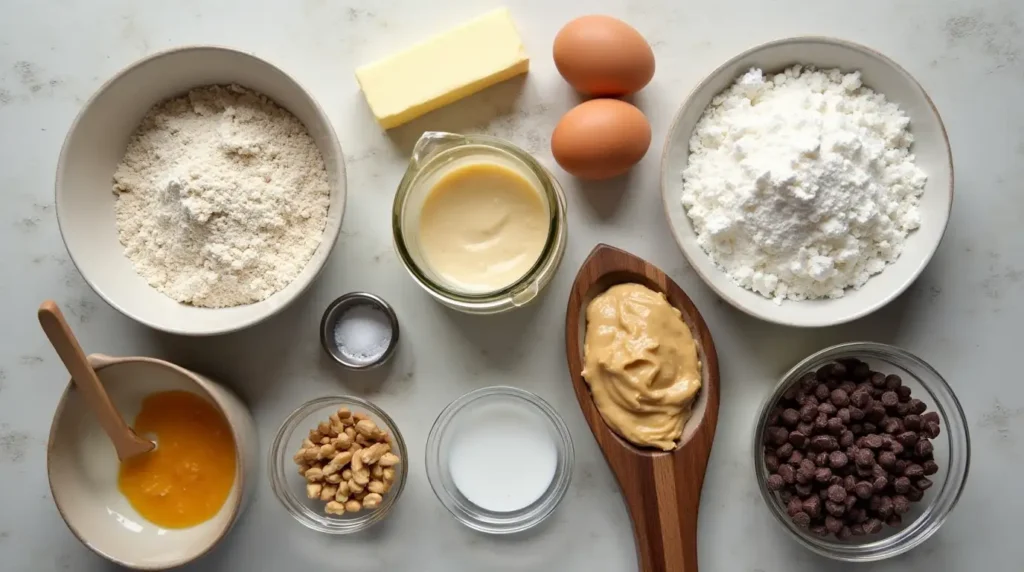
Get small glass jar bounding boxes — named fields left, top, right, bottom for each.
left=753, top=342, right=970, bottom=562
left=392, top=132, right=568, bottom=314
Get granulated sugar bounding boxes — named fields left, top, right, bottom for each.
left=112, top=84, right=330, bottom=308
left=681, top=66, right=927, bottom=303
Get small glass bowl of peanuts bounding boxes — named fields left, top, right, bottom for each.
left=269, top=396, right=408, bottom=533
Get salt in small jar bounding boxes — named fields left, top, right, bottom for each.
left=320, top=293, right=399, bottom=369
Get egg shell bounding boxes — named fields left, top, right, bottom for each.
left=553, top=15, right=655, bottom=97
left=551, top=99, right=651, bottom=181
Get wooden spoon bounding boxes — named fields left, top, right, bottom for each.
left=38, top=300, right=155, bottom=461
left=565, top=244, right=721, bottom=572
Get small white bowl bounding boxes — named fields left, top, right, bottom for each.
left=47, top=354, right=258, bottom=570
left=660, top=37, right=953, bottom=327
left=56, top=46, right=346, bottom=336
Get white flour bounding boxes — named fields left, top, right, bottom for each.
left=681, top=66, right=927, bottom=303
left=113, top=85, right=330, bottom=308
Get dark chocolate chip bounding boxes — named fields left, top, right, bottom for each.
left=827, top=484, right=847, bottom=503
left=815, top=384, right=832, bottom=401
left=792, top=511, right=811, bottom=528
left=765, top=453, right=781, bottom=472
left=921, top=412, right=940, bottom=425
left=829, top=451, right=849, bottom=469
left=906, top=486, right=924, bottom=502
left=767, top=474, right=784, bottom=491
left=789, top=431, right=808, bottom=448
left=800, top=372, right=819, bottom=391
left=854, top=481, right=873, bottom=499
left=778, top=464, right=796, bottom=484
left=787, top=497, right=805, bottom=516
left=851, top=523, right=866, bottom=536
left=863, top=434, right=884, bottom=449
left=777, top=443, right=794, bottom=459
left=810, top=524, right=829, bottom=537
left=872, top=475, right=888, bottom=492
left=864, top=518, right=884, bottom=534
left=893, top=476, right=911, bottom=494
left=904, top=463, right=925, bottom=478
left=781, top=408, right=800, bottom=427
left=885, top=374, right=903, bottom=390
left=839, top=430, right=855, bottom=448
left=916, top=477, right=933, bottom=491
left=892, top=495, right=911, bottom=515
left=815, top=467, right=833, bottom=483
left=880, top=391, right=899, bottom=408
left=910, top=399, right=928, bottom=415
left=922, top=460, right=939, bottom=476
left=896, top=431, right=919, bottom=448
left=830, top=388, right=850, bottom=408
left=825, top=500, right=846, bottom=517
left=878, top=496, right=894, bottom=518
left=886, top=514, right=903, bottom=527
left=855, top=448, right=875, bottom=467
left=904, top=414, right=922, bottom=431
left=869, top=372, right=887, bottom=387
left=837, top=526, right=853, bottom=540
left=915, top=439, right=934, bottom=458
left=803, top=495, right=822, bottom=518
left=852, top=362, right=871, bottom=380
left=825, top=515, right=844, bottom=534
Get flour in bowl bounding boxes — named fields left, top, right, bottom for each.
left=113, top=85, right=330, bottom=308
left=681, top=66, right=927, bottom=303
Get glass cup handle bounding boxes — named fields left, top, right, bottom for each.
left=409, top=131, right=465, bottom=169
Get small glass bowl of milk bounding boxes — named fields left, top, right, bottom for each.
left=425, top=386, right=574, bottom=534
left=393, top=132, right=568, bottom=314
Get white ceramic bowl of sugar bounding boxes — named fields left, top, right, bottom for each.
left=660, top=37, right=952, bottom=327
left=55, top=46, right=346, bottom=335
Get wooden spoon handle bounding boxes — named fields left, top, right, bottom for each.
left=37, top=301, right=152, bottom=460
left=619, top=453, right=704, bottom=572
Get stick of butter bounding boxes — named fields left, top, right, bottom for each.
left=355, top=8, right=529, bottom=129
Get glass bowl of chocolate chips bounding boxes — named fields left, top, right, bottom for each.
left=753, top=342, right=970, bottom=561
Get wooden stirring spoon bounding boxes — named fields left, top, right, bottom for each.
left=38, top=300, right=155, bottom=461
left=565, top=244, right=721, bottom=572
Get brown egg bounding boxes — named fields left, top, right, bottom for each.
left=551, top=99, right=651, bottom=180
left=553, top=15, right=655, bottom=97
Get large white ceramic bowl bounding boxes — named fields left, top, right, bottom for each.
left=56, top=46, right=346, bottom=335
left=47, top=355, right=259, bottom=570
left=661, top=37, right=952, bottom=327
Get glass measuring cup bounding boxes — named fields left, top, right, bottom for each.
left=392, top=132, right=567, bottom=314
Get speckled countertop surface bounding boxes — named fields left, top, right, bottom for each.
left=1, top=0, right=1023, bottom=570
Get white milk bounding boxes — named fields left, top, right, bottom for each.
left=447, top=401, right=558, bottom=513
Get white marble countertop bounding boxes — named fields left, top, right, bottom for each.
left=2, top=0, right=1023, bottom=570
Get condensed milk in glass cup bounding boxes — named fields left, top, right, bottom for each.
left=392, top=131, right=567, bottom=314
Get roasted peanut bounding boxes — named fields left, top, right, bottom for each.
left=308, top=431, right=323, bottom=443
left=306, top=483, right=323, bottom=499
left=353, top=412, right=370, bottom=422
left=337, top=407, right=352, bottom=420
left=368, top=480, right=386, bottom=494
left=325, top=473, right=343, bottom=484
left=355, top=419, right=380, bottom=439
left=344, top=500, right=362, bottom=513
left=371, top=464, right=384, bottom=479
left=322, top=463, right=340, bottom=477
left=304, top=467, right=324, bottom=482
left=353, top=467, right=370, bottom=486
left=331, top=450, right=353, bottom=469
left=348, top=477, right=365, bottom=494
left=302, top=438, right=315, bottom=449
left=320, top=484, right=338, bottom=502
left=378, top=452, right=400, bottom=467
left=334, top=432, right=353, bottom=450
left=336, top=481, right=351, bottom=502
left=325, top=501, right=346, bottom=515
left=362, top=493, right=383, bottom=509
left=382, top=468, right=395, bottom=484
left=344, top=426, right=356, bottom=439
left=317, top=443, right=336, bottom=460
left=341, top=468, right=353, bottom=481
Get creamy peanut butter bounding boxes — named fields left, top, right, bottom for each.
left=581, top=283, right=702, bottom=451
left=418, top=161, right=548, bottom=292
